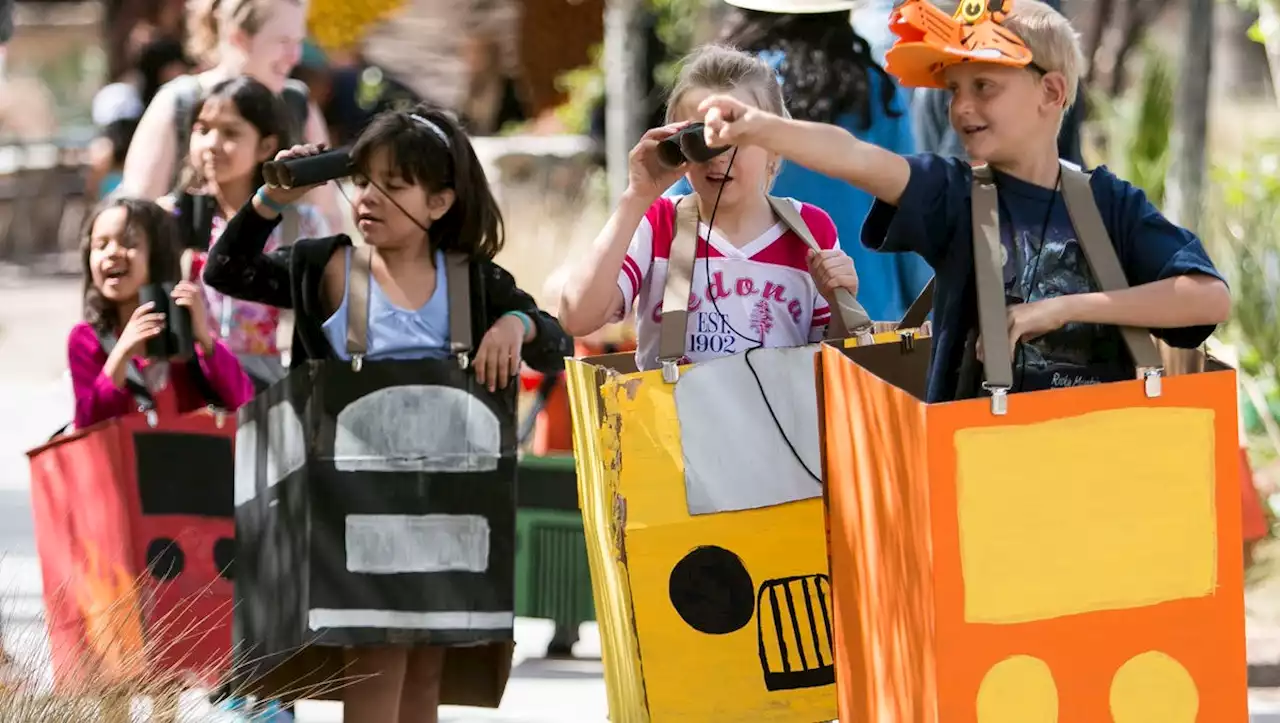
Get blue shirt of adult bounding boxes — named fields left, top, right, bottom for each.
left=862, top=154, right=1225, bottom=403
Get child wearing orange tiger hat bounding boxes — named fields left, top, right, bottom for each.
left=696, top=0, right=1229, bottom=403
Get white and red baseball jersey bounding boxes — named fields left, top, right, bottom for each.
left=616, top=195, right=837, bottom=371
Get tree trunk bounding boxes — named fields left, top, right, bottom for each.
left=1164, top=0, right=1214, bottom=232
left=603, top=0, right=645, bottom=203
left=1083, top=0, right=1115, bottom=85
left=1107, top=0, right=1164, bottom=96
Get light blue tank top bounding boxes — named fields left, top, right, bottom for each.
left=322, top=247, right=451, bottom=361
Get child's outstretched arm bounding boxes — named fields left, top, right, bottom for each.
left=558, top=123, right=692, bottom=336
left=700, top=95, right=912, bottom=206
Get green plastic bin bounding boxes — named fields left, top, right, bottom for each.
left=515, top=453, right=595, bottom=655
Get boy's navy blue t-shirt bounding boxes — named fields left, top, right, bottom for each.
left=861, top=154, right=1224, bottom=403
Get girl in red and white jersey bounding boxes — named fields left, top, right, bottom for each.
left=557, top=45, right=858, bottom=369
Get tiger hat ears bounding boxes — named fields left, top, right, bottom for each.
left=884, top=0, right=1036, bottom=89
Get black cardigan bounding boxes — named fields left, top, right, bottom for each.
left=202, top=198, right=574, bottom=375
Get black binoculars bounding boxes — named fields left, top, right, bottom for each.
left=657, top=123, right=731, bottom=168
left=262, top=148, right=354, bottom=189
left=139, top=282, right=196, bottom=361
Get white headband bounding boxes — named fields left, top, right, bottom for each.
left=409, top=114, right=451, bottom=147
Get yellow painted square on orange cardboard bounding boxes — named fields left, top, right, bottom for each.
left=954, top=407, right=1217, bottom=624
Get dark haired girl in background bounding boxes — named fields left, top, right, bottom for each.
left=203, top=103, right=572, bottom=722
left=67, top=197, right=252, bottom=430
left=163, top=76, right=328, bottom=392
left=669, top=0, right=932, bottom=322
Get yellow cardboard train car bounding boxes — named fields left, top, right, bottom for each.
left=566, top=343, right=840, bottom=723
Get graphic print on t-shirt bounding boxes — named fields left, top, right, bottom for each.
left=616, top=196, right=837, bottom=371
left=998, top=176, right=1128, bottom=392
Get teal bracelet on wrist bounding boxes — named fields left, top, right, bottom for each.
left=503, top=310, right=533, bottom=337
left=255, top=186, right=288, bottom=214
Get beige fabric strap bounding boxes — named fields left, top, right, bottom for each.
left=900, top=278, right=935, bottom=330
left=970, top=165, right=1015, bottom=391
left=344, top=246, right=473, bottom=359
left=1058, top=163, right=1164, bottom=370
left=445, top=251, right=473, bottom=355
left=346, top=245, right=373, bottom=356
left=658, top=196, right=700, bottom=363
left=767, top=196, right=871, bottom=337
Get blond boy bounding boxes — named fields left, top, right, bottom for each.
left=697, top=0, right=1230, bottom=402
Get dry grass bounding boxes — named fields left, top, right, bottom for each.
left=0, top=563, right=364, bottom=722
left=490, top=161, right=610, bottom=315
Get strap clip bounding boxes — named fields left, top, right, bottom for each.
left=351, top=353, right=364, bottom=372
left=983, top=383, right=1010, bottom=416
left=898, top=329, right=916, bottom=352
left=1141, top=367, right=1164, bottom=398
left=660, top=358, right=680, bottom=384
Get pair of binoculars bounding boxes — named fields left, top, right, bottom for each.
left=657, top=123, right=731, bottom=168
left=262, top=148, right=354, bottom=189
left=139, top=283, right=196, bottom=361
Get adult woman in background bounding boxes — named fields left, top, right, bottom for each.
left=670, top=0, right=931, bottom=321
left=120, top=0, right=344, bottom=232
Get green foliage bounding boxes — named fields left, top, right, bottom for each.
left=1089, top=46, right=1175, bottom=204
left=1205, top=146, right=1280, bottom=440
left=552, top=44, right=606, bottom=135
left=649, top=0, right=705, bottom=88
left=548, top=0, right=705, bottom=134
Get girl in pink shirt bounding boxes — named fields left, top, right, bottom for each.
left=67, top=197, right=253, bottom=430
left=556, top=45, right=859, bottom=368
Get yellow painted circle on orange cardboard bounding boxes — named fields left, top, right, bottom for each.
left=1110, top=651, right=1198, bottom=723
left=976, top=655, right=1059, bottom=723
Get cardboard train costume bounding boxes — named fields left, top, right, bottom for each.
left=815, top=2, right=1248, bottom=721
left=28, top=344, right=236, bottom=688
left=232, top=246, right=517, bottom=706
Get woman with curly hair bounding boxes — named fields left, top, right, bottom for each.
left=669, top=0, right=932, bottom=321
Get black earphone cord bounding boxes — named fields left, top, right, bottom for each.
left=1012, top=167, right=1062, bottom=392
left=699, top=148, right=821, bottom=485
left=333, top=179, right=434, bottom=237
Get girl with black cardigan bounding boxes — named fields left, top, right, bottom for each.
left=202, top=104, right=572, bottom=723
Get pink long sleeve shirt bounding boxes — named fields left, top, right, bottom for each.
left=67, top=322, right=255, bottom=430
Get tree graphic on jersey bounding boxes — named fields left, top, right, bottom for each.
left=749, top=300, right=775, bottom=339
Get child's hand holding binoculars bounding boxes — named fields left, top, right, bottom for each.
left=117, top=301, right=166, bottom=359
left=625, top=122, right=694, bottom=204
left=171, top=281, right=214, bottom=355
left=261, top=144, right=330, bottom=207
